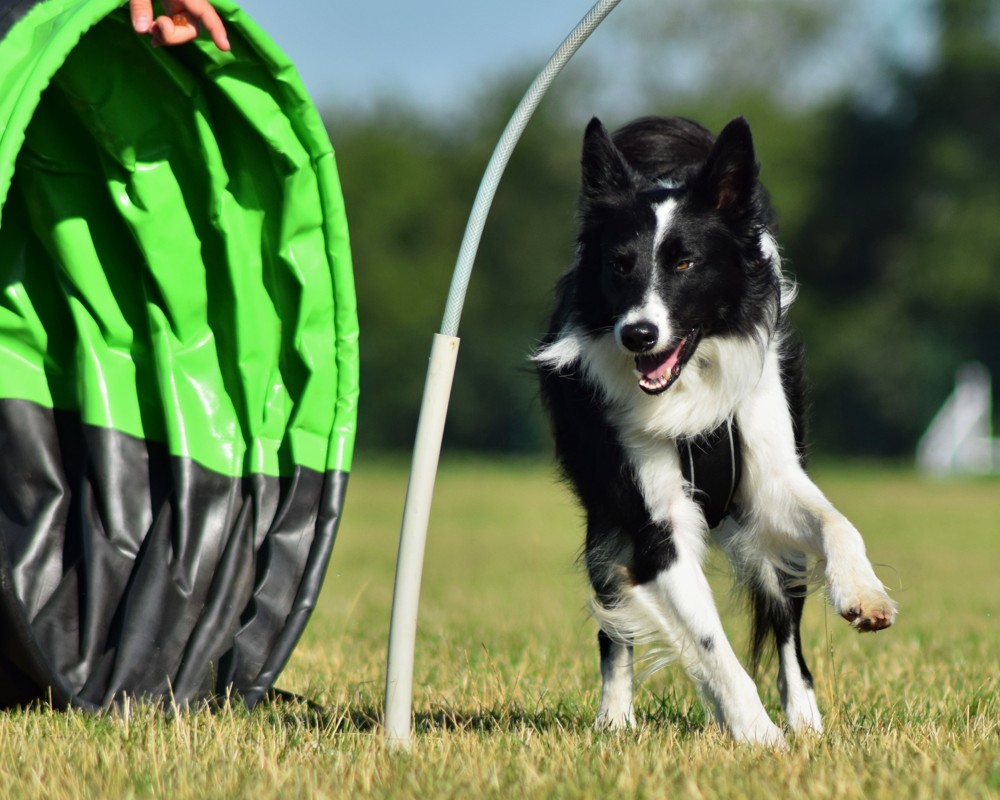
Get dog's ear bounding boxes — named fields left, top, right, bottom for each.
left=696, top=116, right=759, bottom=212
left=580, top=117, right=636, bottom=200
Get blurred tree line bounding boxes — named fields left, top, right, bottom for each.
left=327, top=0, right=1000, bottom=458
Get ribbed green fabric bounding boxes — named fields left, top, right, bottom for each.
left=0, top=0, right=357, bottom=477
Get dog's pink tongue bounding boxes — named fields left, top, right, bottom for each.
left=636, top=339, right=685, bottom=381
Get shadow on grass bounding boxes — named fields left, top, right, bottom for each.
left=256, top=688, right=709, bottom=738
left=8, top=686, right=712, bottom=743
left=255, top=692, right=583, bottom=736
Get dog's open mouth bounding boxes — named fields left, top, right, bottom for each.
left=633, top=330, right=698, bottom=395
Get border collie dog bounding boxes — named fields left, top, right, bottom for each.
left=534, top=116, right=895, bottom=745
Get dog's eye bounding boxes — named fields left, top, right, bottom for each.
left=608, top=256, right=635, bottom=275
left=675, top=259, right=694, bottom=272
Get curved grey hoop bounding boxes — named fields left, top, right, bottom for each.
left=384, top=0, right=624, bottom=748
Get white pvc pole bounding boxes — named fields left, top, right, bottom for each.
left=383, top=0, right=623, bottom=749
left=384, top=333, right=460, bottom=745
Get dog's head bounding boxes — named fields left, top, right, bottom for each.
left=573, top=116, right=780, bottom=395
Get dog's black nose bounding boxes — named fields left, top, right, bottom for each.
left=620, top=322, right=658, bottom=353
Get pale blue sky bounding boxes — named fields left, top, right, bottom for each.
left=235, top=0, right=937, bottom=116
left=237, top=0, right=613, bottom=112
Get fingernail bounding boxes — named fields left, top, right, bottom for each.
left=133, top=14, right=151, bottom=33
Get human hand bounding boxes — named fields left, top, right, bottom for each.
left=130, top=0, right=230, bottom=51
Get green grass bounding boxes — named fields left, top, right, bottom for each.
left=1, top=457, right=998, bottom=798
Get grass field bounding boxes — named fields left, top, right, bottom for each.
left=1, top=457, right=998, bottom=798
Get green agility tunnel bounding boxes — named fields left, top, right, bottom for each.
left=0, top=0, right=358, bottom=708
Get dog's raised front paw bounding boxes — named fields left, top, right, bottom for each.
left=827, top=562, right=897, bottom=632
left=831, top=584, right=896, bottom=631
left=840, top=598, right=895, bottom=631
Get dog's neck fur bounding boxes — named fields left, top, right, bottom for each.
left=536, top=326, right=773, bottom=443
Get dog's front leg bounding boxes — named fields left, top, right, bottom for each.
left=790, top=478, right=896, bottom=631
left=612, top=445, right=784, bottom=745
left=638, top=537, right=785, bottom=746
left=739, top=442, right=896, bottom=630
left=737, top=396, right=896, bottom=630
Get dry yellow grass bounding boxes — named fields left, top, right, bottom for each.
left=0, top=457, right=997, bottom=798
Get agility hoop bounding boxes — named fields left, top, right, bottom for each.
left=384, top=0, right=624, bottom=748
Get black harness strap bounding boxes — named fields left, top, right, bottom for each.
left=678, top=419, right=742, bottom=529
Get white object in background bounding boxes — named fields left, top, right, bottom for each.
left=916, top=362, right=997, bottom=475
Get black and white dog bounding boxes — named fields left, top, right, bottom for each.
left=534, top=116, right=895, bottom=745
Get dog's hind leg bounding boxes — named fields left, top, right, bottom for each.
left=750, top=556, right=822, bottom=734
left=595, top=629, right=636, bottom=730
left=772, top=572, right=823, bottom=734
left=717, top=521, right=823, bottom=734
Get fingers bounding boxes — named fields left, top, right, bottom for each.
left=150, top=14, right=199, bottom=48
left=138, top=0, right=231, bottom=51
left=190, top=0, right=231, bottom=51
left=129, top=0, right=155, bottom=33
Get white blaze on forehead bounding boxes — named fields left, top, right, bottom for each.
left=652, top=196, right=679, bottom=254
left=609, top=195, right=680, bottom=356
left=605, top=195, right=678, bottom=355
